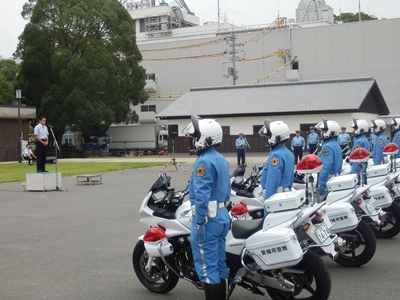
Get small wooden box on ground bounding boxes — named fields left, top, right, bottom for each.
left=76, top=174, right=102, bottom=185
left=25, top=172, right=62, bottom=191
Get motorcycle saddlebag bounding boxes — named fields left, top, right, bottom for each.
left=367, top=164, right=390, bottom=178
left=327, top=174, right=358, bottom=192
left=245, top=227, right=303, bottom=270
left=264, top=190, right=306, bottom=212
left=369, top=185, right=392, bottom=209
left=323, top=202, right=358, bottom=233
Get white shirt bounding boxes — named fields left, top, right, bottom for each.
left=34, top=124, right=49, bottom=140
left=24, top=148, right=33, bottom=156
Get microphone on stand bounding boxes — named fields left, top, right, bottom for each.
left=47, top=124, right=53, bottom=129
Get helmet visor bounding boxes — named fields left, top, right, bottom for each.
left=258, top=119, right=273, bottom=138
left=182, top=115, right=202, bottom=141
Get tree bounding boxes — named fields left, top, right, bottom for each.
left=334, top=12, right=377, bottom=23
left=0, top=59, right=21, bottom=105
left=16, top=0, right=147, bottom=142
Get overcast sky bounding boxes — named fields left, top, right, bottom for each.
left=1, top=0, right=399, bottom=59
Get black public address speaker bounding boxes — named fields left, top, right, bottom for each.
left=168, top=124, right=179, bottom=138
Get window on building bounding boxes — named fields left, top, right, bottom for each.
left=221, top=126, right=230, bottom=136
left=253, top=125, right=263, bottom=134
left=292, top=61, right=299, bottom=70
left=140, top=19, right=145, bottom=32
left=141, top=105, right=156, bottom=112
left=300, top=123, right=317, bottom=133
left=146, top=73, right=156, bottom=81
left=322, top=10, right=329, bottom=20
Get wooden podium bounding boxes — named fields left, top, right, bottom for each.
left=25, top=172, right=62, bottom=191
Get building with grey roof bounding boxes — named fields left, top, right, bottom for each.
left=158, top=77, right=389, bottom=153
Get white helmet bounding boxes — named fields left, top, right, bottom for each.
left=370, top=119, right=386, bottom=135
left=388, top=117, right=400, bottom=131
left=258, top=119, right=290, bottom=147
left=182, top=115, right=222, bottom=154
left=315, top=118, right=340, bottom=140
left=349, top=118, right=369, bottom=137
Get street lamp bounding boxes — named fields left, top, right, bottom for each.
left=16, top=89, right=22, bottom=163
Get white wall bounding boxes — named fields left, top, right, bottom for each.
left=170, top=112, right=381, bottom=137
left=137, top=18, right=400, bottom=116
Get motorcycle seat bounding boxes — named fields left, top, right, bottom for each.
left=231, top=218, right=264, bottom=240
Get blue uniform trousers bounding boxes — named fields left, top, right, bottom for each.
left=237, top=149, right=245, bottom=165
left=191, top=208, right=230, bottom=284
left=309, top=143, right=317, bottom=154
left=293, top=146, right=303, bottom=164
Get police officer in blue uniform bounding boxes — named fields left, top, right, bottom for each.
left=371, top=119, right=388, bottom=165
left=235, top=132, right=247, bottom=165
left=291, top=130, right=305, bottom=165
left=337, top=126, right=351, bottom=157
left=307, top=126, right=319, bottom=154
left=388, top=117, right=400, bottom=159
left=349, top=118, right=370, bottom=179
left=259, top=119, right=294, bottom=201
left=182, top=115, right=231, bottom=300
left=315, top=119, right=343, bottom=196
left=369, top=132, right=377, bottom=152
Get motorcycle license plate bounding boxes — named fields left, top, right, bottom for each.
left=314, top=223, right=330, bottom=243
left=365, top=199, right=375, bottom=214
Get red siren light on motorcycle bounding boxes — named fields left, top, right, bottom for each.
left=382, top=142, right=399, bottom=155
left=143, top=226, right=167, bottom=242
left=296, top=154, right=323, bottom=174
left=231, top=203, right=249, bottom=216
left=349, top=148, right=369, bottom=162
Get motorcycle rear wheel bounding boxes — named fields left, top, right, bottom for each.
left=132, top=240, right=179, bottom=293
left=369, top=202, right=400, bottom=238
left=267, top=251, right=331, bottom=300
left=335, top=220, right=376, bottom=267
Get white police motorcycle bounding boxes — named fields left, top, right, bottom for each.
left=340, top=144, right=400, bottom=238
left=133, top=172, right=332, bottom=300
left=231, top=155, right=377, bottom=268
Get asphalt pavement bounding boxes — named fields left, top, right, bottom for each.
left=1, top=155, right=400, bottom=300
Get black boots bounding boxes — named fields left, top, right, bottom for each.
left=204, top=283, right=220, bottom=300
left=204, top=279, right=227, bottom=300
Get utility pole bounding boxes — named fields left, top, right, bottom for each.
left=223, top=33, right=242, bottom=85
left=16, top=89, right=22, bottom=163
left=359, top=0, right=361, bottom=22
left=217, top=0, right=220, bottom=30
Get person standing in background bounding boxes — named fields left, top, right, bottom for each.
left=369, top=131, right=377, bottom=153
left=337, top=126, right=351, bottom=156
left=34, top=116, right=49, bottom=173
left=235, top=133, right=248, bottom=165
left=307, top=126, right=319, bottom=154
left=291, top=130, right=305, bottom=165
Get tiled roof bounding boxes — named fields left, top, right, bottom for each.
left=158, top=77, right=389, bottom=118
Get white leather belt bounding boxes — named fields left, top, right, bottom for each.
left=191, top=201, right=228, bottom=215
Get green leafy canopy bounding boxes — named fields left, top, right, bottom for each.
left=17, top=0, right=147, bottom=138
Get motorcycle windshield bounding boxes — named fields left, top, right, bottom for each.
left=149, top=173, right=170, bottom=191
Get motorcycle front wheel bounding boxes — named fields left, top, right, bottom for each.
left=335, top=220, right=376, bottom=267
left=132, top=240, right=179, bottom=293
left=369, top=202, right=400, bottom=238
left=267, top=251, right=331, bottom=300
